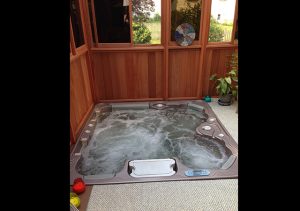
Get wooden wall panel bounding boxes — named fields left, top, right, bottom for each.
left=90, top=47, right=238, bottom=101
left=70, top=52, right=94, bottom=139
left=202, top=48, right=236, bottom=96
left=168, top=49, right=201, bottom=98
left=91, top=51, right=163, bottom=101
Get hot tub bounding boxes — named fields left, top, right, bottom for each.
left=70, top=100, right=238, bottom=185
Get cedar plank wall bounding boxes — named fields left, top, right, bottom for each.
left=92, top=51, right=163, bottom=101
left=90, top=47, right=237, bottom=101
left=168, top=49, right=201, bottom=98
left=70, top=49, right=94, bottom=141
left=88, top=0, right=238, bottom=102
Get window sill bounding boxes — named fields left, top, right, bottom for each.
left=91, top=46, right=165, bottom=51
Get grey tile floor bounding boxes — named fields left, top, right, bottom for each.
left=208, top=98, right=238, bottom=143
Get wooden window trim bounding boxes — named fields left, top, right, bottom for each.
left=129, top=0, right=134, bottom=46
left=208, top=41, right=233, bottom=45
left=74, top=0, right=238, bottom=49
left=206, top=43, right=238, bottom=49
left=91, top=46, right=164, bottom=52
left=90, top=0, right=99, bottom=47
left=231, top=0, right=238, bottom=44
left=70, top=0, right=86, bottom=49
left=70, top=0, right=93, bottom=60
left=168, top=45, right=201, bottom=49
left=70, top=18, right=77, bottom=55
left=79, top=0, right=92, bottom=47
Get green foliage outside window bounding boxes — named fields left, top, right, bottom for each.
left=133, top=22, right=152, bottom=44
left=171, top=1, right=201, bottom=41
left=208, top=16, right=224, bottom=42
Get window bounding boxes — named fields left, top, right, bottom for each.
left=132, top=0, right=161, bottom=44
left=208, top=0, right=236, bottom=42
left=93, top=0, right=131, bottom=43
left=70, top=0, right=85, bottom=47
left=89, top=0, right=162, bottom=45
left=171, top=0, right=202, bottom=41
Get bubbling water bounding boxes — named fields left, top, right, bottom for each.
left=76, top=108, right=232, bottom=176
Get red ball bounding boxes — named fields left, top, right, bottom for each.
left=74, top=178, right=84, bottom=184
left=72, top=178, right=86, bottom=194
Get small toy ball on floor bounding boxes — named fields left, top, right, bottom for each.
left=70, top=192, right=81, bottom=208
left=72, top=178, right=86, bottom=194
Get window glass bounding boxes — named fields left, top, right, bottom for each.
left=94, top=0, right=131, bottom=43
left=171, top=0, right=202, bottom=41
left=209, top=0, right=236, bottom=42
left=132, top=0, right=161, bottom=44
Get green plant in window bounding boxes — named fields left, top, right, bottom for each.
left=132, top=0, right=157, bottom=44
left=208, top=16, right=224, bottom=42
left=133, top=22, right=152, bottom=44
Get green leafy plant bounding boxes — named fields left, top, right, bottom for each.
left=133, top=22, right=152, bottom=44
left=208, top=16, right=224, bottom=42
left=132, top=0, right=155, bottom=23
left=132, top=0, right=156, bottom=44
left=210, top=52, right=238, bottom=97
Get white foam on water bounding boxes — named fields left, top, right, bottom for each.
left=77, top=109, right=231, bottom=176
left=177, top=137, right=229, bottom=169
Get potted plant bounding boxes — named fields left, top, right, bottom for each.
left=210, top=52, right=238, bottom=106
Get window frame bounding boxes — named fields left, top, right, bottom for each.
left=88, top=0, right=163, bottom=47
left=85, top=0, right=238, bottom=49
left=70, top=18, right=77, bottom=56
left=70, top=0, right=88, bottom=56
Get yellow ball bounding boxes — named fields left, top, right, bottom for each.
left=70, top=193, right=81, bottom=208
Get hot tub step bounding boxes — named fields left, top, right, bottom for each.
left=128, top=159, right=176, bottom=178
